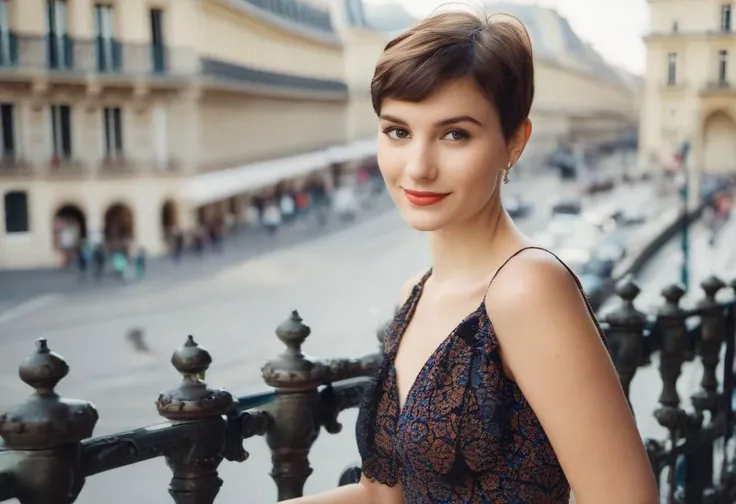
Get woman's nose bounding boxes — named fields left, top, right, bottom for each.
left=403, top=143, right=438, bottom=181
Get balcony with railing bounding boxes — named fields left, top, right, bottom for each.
left=0, top=32, right=348, bottom=98
left=700, top=79, right=735, bottom=96
left=0, top=275, right=736, bottom=503
left=0, top=32, right=194, bottom=84
left=644, top=28, right=736, bottom=41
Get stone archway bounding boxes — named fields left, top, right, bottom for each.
left=703, top=111, right=736, bottom=174
left=161, top=199, right=178, bottom=238
left=103, top=202, right=135, bottom=249
left=53, top=204, right=87, bottom=250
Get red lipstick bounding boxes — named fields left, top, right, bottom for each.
left=402, top=188, right=450, bottom=207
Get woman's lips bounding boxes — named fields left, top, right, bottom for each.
left=402, top=188, right=450, bottom=207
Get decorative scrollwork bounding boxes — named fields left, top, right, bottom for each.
left=319, top=382, right=371, bottom=434
left=223, top=410, right=271, bottom=463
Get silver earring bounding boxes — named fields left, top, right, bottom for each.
left=503, top=163, right=512, bottom=184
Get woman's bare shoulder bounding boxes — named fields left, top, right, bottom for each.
left=483, top=249, right=658, bottom=502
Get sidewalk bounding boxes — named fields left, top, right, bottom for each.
left=0, top=193, right=397, bottom=311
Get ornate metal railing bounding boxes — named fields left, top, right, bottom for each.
left=0, top=34, right=347, bottom=95
left=604, top=276, right=736, bottom=502
left=0, top=276, right=735, bottom=503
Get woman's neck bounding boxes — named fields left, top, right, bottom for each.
left=428, top=199, right=525, bottom=286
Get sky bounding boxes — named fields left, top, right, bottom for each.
left=363, top=0, right=649, bottom=75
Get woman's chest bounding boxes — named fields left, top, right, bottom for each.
left=387, top=356, right=508, bottom=476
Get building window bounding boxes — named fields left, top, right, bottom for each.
left=47, top=0, right=72, bottom=69
left=4, top=191, right=29, bottom=234
left=51, top=105, right=72, bottom=160
left=103, top=107, right=123, bottom=159
left=0, top=103, right=14, bottom=160
left=95, top=4, right=120, bottom=71
left=722, top=4, right=732, bottom=32
left=150, top=8, right=166, bottom=72
left=719, top=49, right=728, bottom=83
left=672, top=21, right=678, bottom=33
left=667, top=52, right=677, bottom=86
left=0, top=0, right=16, bottom=67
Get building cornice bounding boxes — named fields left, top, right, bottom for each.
left=216, top=0, right=342, bottom=48
left=644, top=30, right=736, bottom=43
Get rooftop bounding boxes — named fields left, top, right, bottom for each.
left=340, top=0, right=634, bottom=87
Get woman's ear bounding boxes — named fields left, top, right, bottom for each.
left=508, top=119, right=533, bottom=164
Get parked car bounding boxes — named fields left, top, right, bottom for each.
left=613, top=209, right=647, bottom=226
left=551, top=199, right=582, bottom=216
left=504, top=195, right=533, bottom=219
left=582, top=176, right=615, bottom=195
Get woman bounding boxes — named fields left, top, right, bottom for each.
left=286, top=8, right=658, bottom=504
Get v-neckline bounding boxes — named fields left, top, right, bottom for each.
left=390, top=270, right=485, bottom=415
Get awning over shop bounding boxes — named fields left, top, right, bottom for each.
left=179, top=138, right=377, bottom=207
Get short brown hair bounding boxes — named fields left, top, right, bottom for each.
left=370, top=9, right=534, bottom=141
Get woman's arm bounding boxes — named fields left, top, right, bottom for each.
left=485, top=250, right=658, bottom=504
left=281, top=476, right=404, bottom=504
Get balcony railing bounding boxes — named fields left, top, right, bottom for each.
left=705, top=80, right=731, bottom=89
left=0, top=33, right=193, bottom=76
left=0, top=31, right=18, bottom=68
left=0, top=32, right=348, bottom=96
left=1, top=277, right=736, bottom=503
left=701, top=80, right=734, bottom=95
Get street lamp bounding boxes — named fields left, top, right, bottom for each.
left=674, top=140, right=691, bottom=291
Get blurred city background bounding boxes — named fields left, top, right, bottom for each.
left=0, top=0, right=735, bottom=502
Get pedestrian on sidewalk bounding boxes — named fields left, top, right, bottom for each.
left=262, top=200, right=282, bottom=236
left=134, top=247, right=147, bottom=279
left=76, top=244, right=89, bottom=281
left=280, top=193, right=296, bottom=223
left=92, top=244, right=106, bottom=280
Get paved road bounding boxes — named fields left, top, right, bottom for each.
left=0, top=173, right=662, bottom=503
left=603, top=216, right=736, bottom=444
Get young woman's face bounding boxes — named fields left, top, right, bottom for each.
left=377, top=77, right=528, bottom=232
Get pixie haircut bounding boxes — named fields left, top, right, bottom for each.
left=371, top=8, right=534, bottom=141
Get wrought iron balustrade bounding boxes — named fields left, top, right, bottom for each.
left=0, top=33, right=348, bottom=95
left=0, top=277, right=735, bottom=503
left=0, top=34, right=193, bottom=76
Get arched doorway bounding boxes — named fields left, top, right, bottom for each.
left=103, top=202, right=134, bottom=250
left=53, top=204, right=87, bottom=250
left=703, top=111, right=736, bottom=174
left=161, top=199, right=178, bottom=237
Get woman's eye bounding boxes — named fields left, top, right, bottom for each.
left=385, top=128, right=410, bottom=140
left=444, top=130, right=469, bottom=141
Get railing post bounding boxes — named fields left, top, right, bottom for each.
left=156, top=335, right=234, bottom=504
left=690, top=276, right=726, bottom=501
left=692, top=275, right=726, bottom=416
left=655, top=284, right=687, bottom=412
left=0, top=338, right=98, bottom=504
left=654, top=283, right=699, bottom=501
left=603, top=276, right=647, bottom=409
left=262, top=311, right=322, bottom=501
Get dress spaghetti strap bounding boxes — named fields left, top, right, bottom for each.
left=481, top=246, right=550, bottom=302
left=480, top=245, right=608, bottom=347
